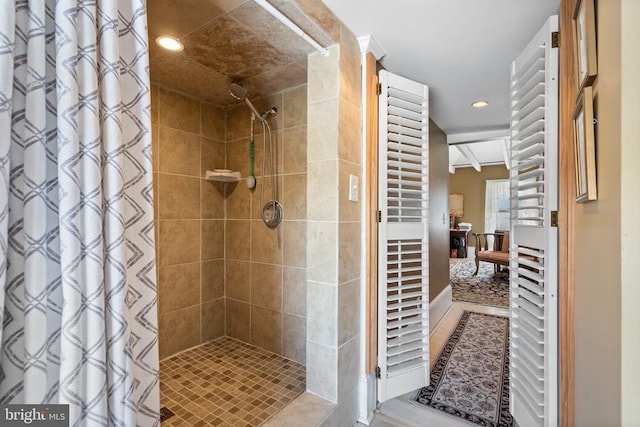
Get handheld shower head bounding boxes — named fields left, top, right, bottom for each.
left=228, top=82, right=265, bottom=122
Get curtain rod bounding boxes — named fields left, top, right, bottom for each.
left=252, top=0, right=329, bottom=57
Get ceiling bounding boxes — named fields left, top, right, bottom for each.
left=147, top=0, right=333, bottom=107
left=449, top=140, right=509, bottom=173
left=321, top=0, right=560, bottom=135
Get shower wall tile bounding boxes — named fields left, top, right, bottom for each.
left=308, top=45, right=339, bottom=103
left=158, top=262, right=200, bottom=314
left=337, top=335, right=360, bottom=403
left=159, top=174, right=200, bottom=219
left=284, top=313, right=306, bottom=365
left=153, top=173, right=159, bottom=220
left=282, top=174, right=307, bottom=220
left=150, top=85, right=158, bottom=125
left=306, top=340, right=337, bottom=403
left=151, top=125, right=159, bottom=171
left=226, top=183, right=251, bottom=219
left=251, top=220, right=282, bottom=265
left=200, top=103, right=226, bottom=141
left=201, top=219, right=224, bottom=261
left=307, top=281, right=336, bottom=347
left=307, top=161, right=337, bottom=221
left=158, top=87, right=200, bottom=134
left=307, top=98, right=338, bottom=162
left=250, top=305, right=282, bottom=355
left=307, top=221, right=337, bottom=284
left=338, top=221, right=361, bottom=285
left=226, top=299, right=250, bottom=342
left=283, top=267, right=307, bottom=316
left=200, top=137, right=226, bottom=176
left=338, top=98, right=362, bottom=165
left=159, top=127, right=200, bottom=176
left=225, top=104, right=253, bottom=142
left=283, top=126, right=307, bottom=174
left=226, top=260, right=250, bottom=302
left=200, top=180, right=224, bottom=219
left=158, top=220, right=200, bottom=266
left=159, top=305, right=200, bottom=359
left=226, top=138, right=252, bottom=178
left=201, top=298, right=225, bottom=342
left=201, top=259, right=225, bottom=302
left=283, top=85, right=308, bottom=128
left=250, top=262, right=282, bottom=311
left=283, top=221, right=306, bottom=268
left=338, top=279, right=360, bottom=346
left=339, top=26, right=362, bottom=109
left=226, top=220, right=250, bottom=260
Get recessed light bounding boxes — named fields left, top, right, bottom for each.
left=156, top=36, right=184, bottom=52
left=472, top=101, right=489, bottom=108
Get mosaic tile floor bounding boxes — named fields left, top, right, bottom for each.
left=160, top=336, right=306, bottom=426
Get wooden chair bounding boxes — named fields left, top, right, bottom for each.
left=473, top=232, right=509, bottom=275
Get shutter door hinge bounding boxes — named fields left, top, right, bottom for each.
left=375, top=366, right=381, bottom=379
left=551, top=31, right=560, bottom=48
left=377, top=83, right=382, bottom=95
left=376, top=210, right=382, bottom=223
left=550, top=210, right=558, bottom=227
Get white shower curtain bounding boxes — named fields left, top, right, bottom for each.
left=0, top=1, right=159, bottom=425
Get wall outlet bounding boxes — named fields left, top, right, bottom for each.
left=349, top=174, right=359, bottom=202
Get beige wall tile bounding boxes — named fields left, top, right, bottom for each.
left=201, top=259, right=224, bottom=302
left=307, top=45, right=339, bottom=103
left=226, top=299, right=250, bottom=342
left=159, top=305, right=200, bottom=359
left=307, top=160, right=337, bottom=221
left=158, top=262, right=200, bottom=314
left=159, top=127, right=200, bottom=176
left=158, top=88, right=200, bottom=134
left=159, top=220, right=200, bottom=266
left=307, top=98, right=338, bottom=162
left=201, top=219, right=224, bottom=261
left=251, top=305, right=282, bottom=355
left=284, top=314, right=306, bottom=365
left=153, top=173, right=159, bottom=220
left=338, top=161, right=360, bottom=222
left=159, top=174, right=200, bottom=219
left=226, top=138, right=252, bottom=179
left=339, top=27, right=363, bottom=108
left=337, top=336, right=360, bottom=402
left=251, top=262, right=282, bottom=311
left=306, top=340, right=337, bottom=403
left=151, top=124, right=159, bottom=171
left=338, top=98, right=362, bottom=165
left=201, top=137, right=226, bottom=176
left=226, top=260, right=250, bottom=302
left=338, top=222, right=361, bottom=284
left=226, top=220, right=250, bottom=260
left=225, top=104, right=252, bottom=142
left=307, top=221, right=337, bottom=284
left=226, top=182, right=251, bottom=219
left=338, top=279, right=360, bottom=346
left=307, top=281, right=336, bottom=346
left=282, top=174, right=307, bottom=220
left=201, top=298, right=225, bottom=342
left=201, top=103, right=225, bottom=141
left=201, top=179, right=225, bottom=219
left=251, top=220, right=282, bottom=264
left=283, top=85, right=308, bottom=128
left=283, top=126, right=307, bottom=174
left=150, top=85, right=158, bottom=125
left=283, top=267, right=306, bottom=316
left=283, top=221, right=306, bottom=268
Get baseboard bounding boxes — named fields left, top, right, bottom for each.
left=429, top=285, right=452, bottom=333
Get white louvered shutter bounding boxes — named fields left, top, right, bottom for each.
left=377, top=70, right=429, bottom=402
left=508, top=16, right=559, bottom=427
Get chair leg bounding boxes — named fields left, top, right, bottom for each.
left=474, top=258, right=480, bottom=275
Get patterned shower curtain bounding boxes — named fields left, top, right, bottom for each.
left=0, top=1, right=159, bottom=425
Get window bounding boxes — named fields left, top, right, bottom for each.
left=485, top=179, right=510, bottom=232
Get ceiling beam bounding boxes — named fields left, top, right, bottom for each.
left=447, top=129, right=510, bottom=144
left=456, top=145, right=481, bottom=172
left=502, top=139, right=511, bottom=170
left=449, top=165, right=456, bottom=174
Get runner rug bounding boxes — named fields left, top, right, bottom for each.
left=450, top=259, right=509, bottom=308
left=414, top=311, right=513, bottom=426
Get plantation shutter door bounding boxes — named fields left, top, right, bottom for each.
left=508, top=15, right=559, bottom=427
left=377, top=70, right=429, bottom=402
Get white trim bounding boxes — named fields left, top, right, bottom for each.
left=357, top=35, right=386, bottom=60
left=429, top=285, right=453, bottom=333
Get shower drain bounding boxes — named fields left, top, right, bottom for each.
left=159, top=407, right=175, bottom=422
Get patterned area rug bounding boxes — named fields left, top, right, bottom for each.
left=450, top=259, right=509, bottom=308
left=414, top=311, right=513, bottom=426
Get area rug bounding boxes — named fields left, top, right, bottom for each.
left=414, top=311, right=513, bottom=427
left=450, top=259, right=509, bottom=308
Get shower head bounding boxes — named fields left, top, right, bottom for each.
left=228, top=82, right=247, bottom=101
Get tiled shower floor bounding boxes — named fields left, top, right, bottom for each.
left=160, top=336, right=306, bottom=426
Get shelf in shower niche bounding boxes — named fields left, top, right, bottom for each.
left=205, top=170, right=241, bottom=183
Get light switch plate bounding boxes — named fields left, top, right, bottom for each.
left=349, top=174, right=359, bottom=202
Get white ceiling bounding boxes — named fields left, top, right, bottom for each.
left=321, top=0, right=560, bottom=135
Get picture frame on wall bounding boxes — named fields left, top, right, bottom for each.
left=572, top=86, right=597, bottom=202
left=572, top=0, right=597, bottom=92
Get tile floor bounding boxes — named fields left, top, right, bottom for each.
left=159, top=336, right=306, bottom=426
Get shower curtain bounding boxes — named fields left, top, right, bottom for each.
left=0, top=1, right=159, bottom=425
